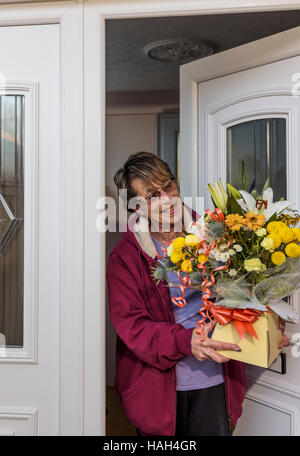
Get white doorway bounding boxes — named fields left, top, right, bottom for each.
left=99, top=6, right=300, bottom=435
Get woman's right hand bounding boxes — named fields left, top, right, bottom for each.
left=191, top=328, right=241, bottom=363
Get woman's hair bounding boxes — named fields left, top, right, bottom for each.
left=114, top=151, right=175, bottom=212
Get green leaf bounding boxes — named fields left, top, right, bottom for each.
left=261, top=176, right=271, bottom=194
left=226, top=183, right=241, bottom=200
left=226, top=194, right=243, bottom=215
left=266, top=212, right=278, bottom=224
left=242, top=161, right=247, bottom=191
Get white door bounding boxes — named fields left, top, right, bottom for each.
left=0, top=24, right=59, bottom=435
left=180, top=26, right=300, bottom=436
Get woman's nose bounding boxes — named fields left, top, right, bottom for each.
left=160, top=191, right=171, bottom=200
left=159, top=193, right=172, bottom=205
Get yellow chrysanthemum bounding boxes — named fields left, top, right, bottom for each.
left=271, top=251, right=286, bottom=265
left=267, top=221, right=287, bottom=234
left=167, top=243, right=174, bottom=257
left=172, top=237, right=186, bottom=250
left=225, top=214, right=245, bottom=231
left=280, top=227, right=295, bottom=244
left=244, top=211, right=266, bottom=231
left=285, top=242, right=300, bottom=258
left=170, top=251, right=183, bottom=264
left=267, top=233, right=282, bottom=249
left=255, top=228, right=267, bottom=237
left=244, top=258, right=266, bottom=272
left=292, top=227, right=300, bottom=242
left=185, top=234, right=201, bottom=247
left=261, top=236, right=275, bottom=252
left=197, top=254, right=208, bottom=264
left=181, top=259, right=193, bottom=272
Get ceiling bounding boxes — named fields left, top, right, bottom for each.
left=106, top=10, right=300, bottom=92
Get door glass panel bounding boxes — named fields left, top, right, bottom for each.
left=227, top=118, right=286, bottom=200
left=0, top=95, right=24, bottom=348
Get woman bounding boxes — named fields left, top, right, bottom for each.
left=107, top=151, right=289, bottom=436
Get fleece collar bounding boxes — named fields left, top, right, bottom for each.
left=124, top=204, right=195, bottom=260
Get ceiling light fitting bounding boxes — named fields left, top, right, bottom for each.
left=144, top=38, right=216, bottom=64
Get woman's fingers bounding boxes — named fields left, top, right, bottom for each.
left=279, top=332, right=290, bottom=348
left=278, top=317, right=286, bottom=332
left=204, top=339, right=241, bottom=352
left=191, top=329, right=241, bottom=363
left=203, top=347, right=230, bottom=364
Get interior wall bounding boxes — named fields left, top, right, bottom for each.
left=106, top=90, right=179, bottom=386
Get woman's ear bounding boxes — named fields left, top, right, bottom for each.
left=128, top=196, right=147, bottom=217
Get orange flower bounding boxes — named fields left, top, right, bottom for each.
left=225, top=214, right=245, bottom=231
left=244, top=211, right=266, bottom=231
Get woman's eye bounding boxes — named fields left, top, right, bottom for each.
left=146, top=192, right=157, bottom=199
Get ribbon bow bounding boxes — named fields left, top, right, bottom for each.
left=211, top=306, right=262, bottom=339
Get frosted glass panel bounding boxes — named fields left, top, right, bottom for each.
left=227, top=118, right=286, bottom=200
left=0, top=95, right=24, bottom=348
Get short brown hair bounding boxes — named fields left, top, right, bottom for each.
left=114, top=151, right=175, bottom=212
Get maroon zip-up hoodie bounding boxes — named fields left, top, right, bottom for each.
left=106, top=209, right=248, bottom=436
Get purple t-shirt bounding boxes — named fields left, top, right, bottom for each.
left=152, top=235, right=224, bottom=391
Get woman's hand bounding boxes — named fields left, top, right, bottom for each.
left=191, top=328, right=241, bottom=363
left=278, top=317, right=291, bottom=349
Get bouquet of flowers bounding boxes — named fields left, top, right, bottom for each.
left=153, top=172, right=300, bottom=367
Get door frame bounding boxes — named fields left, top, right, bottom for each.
left=85, top=0, right=300, bottom=436
left=0, top=0, right=84, bottom=435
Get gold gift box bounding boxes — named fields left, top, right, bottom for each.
left=211, top=309, right=282, bottom=368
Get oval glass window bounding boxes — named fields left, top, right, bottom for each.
left=227, top=118, right=287, bottom=200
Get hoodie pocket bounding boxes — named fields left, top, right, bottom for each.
left=121, top=368, right=174, bottom=436
left=122, top=369, right=148, bottom=401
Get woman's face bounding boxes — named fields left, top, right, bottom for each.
left=131, top=176, right=183, bottom=231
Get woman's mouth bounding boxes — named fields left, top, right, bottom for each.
left=162, top=205, right=175, bottom=214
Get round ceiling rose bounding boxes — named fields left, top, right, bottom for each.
left=144, top=38, right=216, bottom=64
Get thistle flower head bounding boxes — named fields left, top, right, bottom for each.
left=152, top=264, right=167, bottom=283
left=207, top=220, right=227, bottom=241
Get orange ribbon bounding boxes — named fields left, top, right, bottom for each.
left=205, top=207, right=225, bottom=224
left=155, top=208, right=239, bottom=342
left=171, top=271, right=191, bottom=308
left=211, top=306, right=262, bottom=339
left=194, top=212, right=232, bottom=341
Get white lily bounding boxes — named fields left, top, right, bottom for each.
left=237, top=187, right=294, bottom=221
left=187, top=213, right=206, bottom=240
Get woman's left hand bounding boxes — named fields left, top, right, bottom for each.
left=278, top=317, right=290, bottom=349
